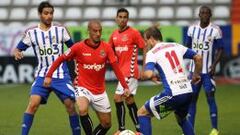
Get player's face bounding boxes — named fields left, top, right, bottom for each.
left=116, top=12, right=128, bottom=29
left=89, top=23, right=102, bottom=43
left=199, top=7, right=211, bottom=24
left=39, top=7, right=54, bottom=26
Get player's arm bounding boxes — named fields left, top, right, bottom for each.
left=14, top=32, right=31, bottom=60
left=111, top=62, right=130, bottom=97
left=209, top=39, right=223, bottom=76
left=43, top=55, right=67, bottom=87
left=44, top=47, right=75, bottom=87
left=192, top=54, right=202, bottom=84
left=141, top=62, right=154, bottom=80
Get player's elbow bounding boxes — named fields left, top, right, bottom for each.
left=143, top=70, right=153, bottom=79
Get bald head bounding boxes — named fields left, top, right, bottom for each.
left=88, top=20, right=102, bottom=44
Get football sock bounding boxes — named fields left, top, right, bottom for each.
left=207, top=96, right=218, bottom=129
left=93, top=124, right=110, bottom=135
left=80, top=114, right=93, bottom=135
left=21, top=113, right=34, bottom=135
left=69, top=114, right=81, bottom=135
left=127, top=102, right=140, bottom=132
left=188, top=101, right=197, bottom=128
left=138, top=116, right=152, bottom=135
left=178, top=118, right=195, bottom=135
left=115, top=102, right=126, bottom=131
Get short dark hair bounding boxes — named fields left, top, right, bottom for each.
left=144, top=26, right=163, bottom=41
left=38, top=1, right=54, bottom=13
left=116, top=8, right=129, bottom=17
left=199, top=5, right=212, bottom=16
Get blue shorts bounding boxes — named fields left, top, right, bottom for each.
left=30, top=77, right=75, bottom=104
left=190, top=73, right=216, bottom=94
left=144, top=91, right=192, bottom=120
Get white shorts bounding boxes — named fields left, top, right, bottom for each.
left=75, top=87, right=111, bottom=113
left=115, top=78, right=138, bottom=95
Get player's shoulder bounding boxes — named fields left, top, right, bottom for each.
left=24, top=25, right=38, bottom=33
left=129, top=26, right=141, bottom=34
left=52, top=23, right=68, bottom=29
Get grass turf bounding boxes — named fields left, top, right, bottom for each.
left=0, top=83, right=239, bottom=135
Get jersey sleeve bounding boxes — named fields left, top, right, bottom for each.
left=63, top=26, right=74, bottom=48
left=134, top=30, right=145, bottom=48
left=63, top=43, right=79, bottom=60
left=108, top=33, right=114, bottom=48
left=16, top=31, right=32, bottom=51
left=145, top=51, right=156, bottom=71
left=177, top=43, right=197, bottom=59
left=106, top=43, right=117, bottom=63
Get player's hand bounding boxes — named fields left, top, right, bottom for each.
left=43, top=77, right=52, bottom=87
left=151, top=75, right=161, bottom=85
left=13, top=48, right=24, bottom=60
left=123, top=88, right=131, bottom=97
left=191, top=74, right=201, bottom=84
left=209, top=65, right=216, bottom=76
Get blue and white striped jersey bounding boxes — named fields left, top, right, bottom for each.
left=16, top=23, right=74, bottom=79
left=145, top=42, right=196, bottom=96
left=186, top=22, right=223, bottom=74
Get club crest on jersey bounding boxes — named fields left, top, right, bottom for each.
left=207, top=36, right=212, bottom=42
left=100, top=50, right=106, bottom=57
left=121, top=34, right=128, bottom=41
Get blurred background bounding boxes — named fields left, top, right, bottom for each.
left=0, top=0, right=239, bottom=84
left=0, top=0, right=240, bottom=135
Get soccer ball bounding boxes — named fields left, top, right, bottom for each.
left=119, top=129, right=136, bottom=135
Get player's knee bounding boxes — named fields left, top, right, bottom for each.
left=79, top=108, right=88, bottom=115
left=101, top=120, right=112, bottom=128
left=26, top=102, right=40, bottom=113
left=125, top=95, right=134, bottom=104
left=206, top=91, right=215, bottom=97
left=114, top=94, right=123, bottom=102
left=64, top=100, right=77, bottom=114
left=137, top=106, right=147, bottom=116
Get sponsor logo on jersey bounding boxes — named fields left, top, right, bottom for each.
left=83, top=63, right=105, bottom=71
left=115, top=46, right=128, bottom=53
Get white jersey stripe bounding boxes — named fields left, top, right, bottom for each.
left=21, top=24, right=72, bottom=78
left=187, top=22, right=222, bottom=74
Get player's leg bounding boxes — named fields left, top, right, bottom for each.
left=202, top=74, right=218, bottom=134
left=93, top=112, right=111, bottom=135
left=188, top=74, right=202, bottom=128
left=22, top=77, right=50, bottom=135
left=138, top=92, right=173, bottom=135
left=175, top=94, right=195, bottom=135
left=52, top=78, right=80, bottom=135
left=114, top=82, right=126, bottom=134
left=125, top=78, right=140, bottom=132
left=75, top=87, right=93, bottom=135
left=92, top=91, right=112, bottom=135
left=125, top=95, right=140, bottom=132
left=137, top=105, right=152, bottom=135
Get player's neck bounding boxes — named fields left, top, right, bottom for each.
left=86, top=39, right=100, bottom=49
left=39, top=23, right=52, bottom=31
left=200, top=22, right=210, bottom=29
left=119, top=25, right=129, bottom=32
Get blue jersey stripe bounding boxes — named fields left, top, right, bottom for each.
left=48, top=30, right=55, bottom=63
left=41, top=32, right=49, bottom=76
left=34, top=30, right=42, bottom=76
left=202, top=29, right=207, bottom=41
left=55, top=27, right=59, bottom=43
left=197, top=28, right=201, bottom=40
left=206, top=51, right=209, bottom=73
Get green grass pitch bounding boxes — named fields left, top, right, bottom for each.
left=0, top=83, right=239, bottom=135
